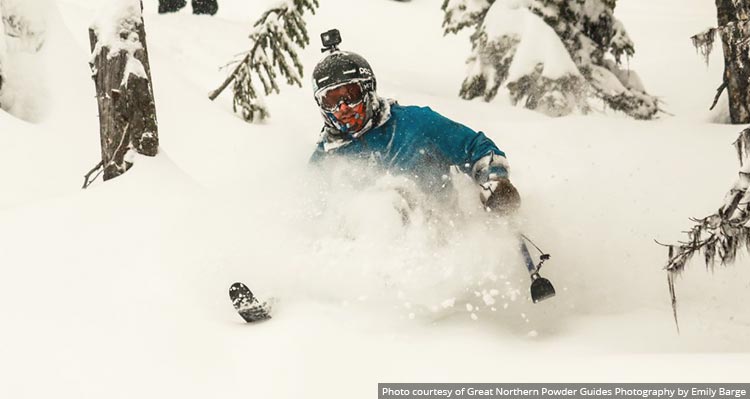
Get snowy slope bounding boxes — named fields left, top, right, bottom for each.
left=1, top=0, right=749, bottom=397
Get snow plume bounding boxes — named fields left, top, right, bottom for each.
left=443, top=0, right=659, bottom=119
left=0, top=0, right=48, bottom=121
left=225, top=157, right=537, bottom=325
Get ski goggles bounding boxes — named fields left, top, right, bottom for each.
left=316, top=82, right=365, bottom=111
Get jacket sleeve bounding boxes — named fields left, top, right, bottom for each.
left=419, top=107, right=509, bottom=183
left=308, top=141, right=327, bottom=165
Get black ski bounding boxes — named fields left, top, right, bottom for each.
left=229, top=282, right=272, bottom=323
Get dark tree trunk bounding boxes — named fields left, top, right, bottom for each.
left=89, top=0, right=158, bottom=181
left=192, top=0, right=218, bottom=15
left=1, top=26, right=4, bottom=95
left=158, top=0, right=186, bottom=14
left=158, top=0, right=217, bottom=15
left=717, top=0, right=750, bottom=123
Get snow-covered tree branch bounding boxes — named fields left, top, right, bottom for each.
left=664, top=1, right=750, bottom=328
left=1, top=0, right=45, bottom=52
left=0, top=0, right=47, bottom=119
left=209, top=0, right=318, bottom=123
left=442, top=0, right=660, bottom=119
left=442, top=0, right=493, bottom=34
left=662, top=127, right=750, bottom=328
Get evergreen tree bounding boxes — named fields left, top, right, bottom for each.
left=0, top=0, right=46, bottom=119
left=1, top=0, right=46, bottom=52
left=209, top=0, right=318, bottom=122
left=661, top=127, right=750, bottom=330
left=665, top=1, right=750, bottom=328
left=691, top=0, right=750, bottom=123
left=442, top=0, right=659, bottom=119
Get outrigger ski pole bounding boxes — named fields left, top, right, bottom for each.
left=519, top=234, right=555, bottom=303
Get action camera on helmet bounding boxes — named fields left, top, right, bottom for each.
left=321, top=29, right=342, bottom=53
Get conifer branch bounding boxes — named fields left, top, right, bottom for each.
left=660, top=127, right=750, bottom=329
left=209, top=0, right=319, bottom=122
left=691, top=28, right=717, bottom=65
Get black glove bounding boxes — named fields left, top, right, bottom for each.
left=480, top=177, right=521, bottom=215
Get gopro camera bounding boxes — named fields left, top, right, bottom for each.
left=321, top=29, right=341, bottom=53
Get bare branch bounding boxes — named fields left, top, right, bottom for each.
left=710, top=80, right=728, bottom=110
left=82, top=160, right=104, bottom=189
left=208, top=53, right=251, bottom=100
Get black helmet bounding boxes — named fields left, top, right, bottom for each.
left=312, top=51, right=376, bottom=95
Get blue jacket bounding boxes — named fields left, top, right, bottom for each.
left=310, top=103, right=509, bottom=194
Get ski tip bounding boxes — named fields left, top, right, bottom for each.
left=229, top=282, right=247, bottom=290
left=229, top=282, right=273, bottom=323
left=229, top=282, right=250, bottom=299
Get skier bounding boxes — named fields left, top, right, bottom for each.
left=309, top=33, right=521, bottom=216
left=228, top=35, right=551, bottom=323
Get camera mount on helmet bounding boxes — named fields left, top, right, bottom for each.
left=320, top=29, right=342, bottom=53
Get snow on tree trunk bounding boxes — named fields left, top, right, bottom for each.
left=89, top=0, right=158, bottom=182
left=208, top=0, right=318, bottom=123
left=442, top=0, right=659, bottom=119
